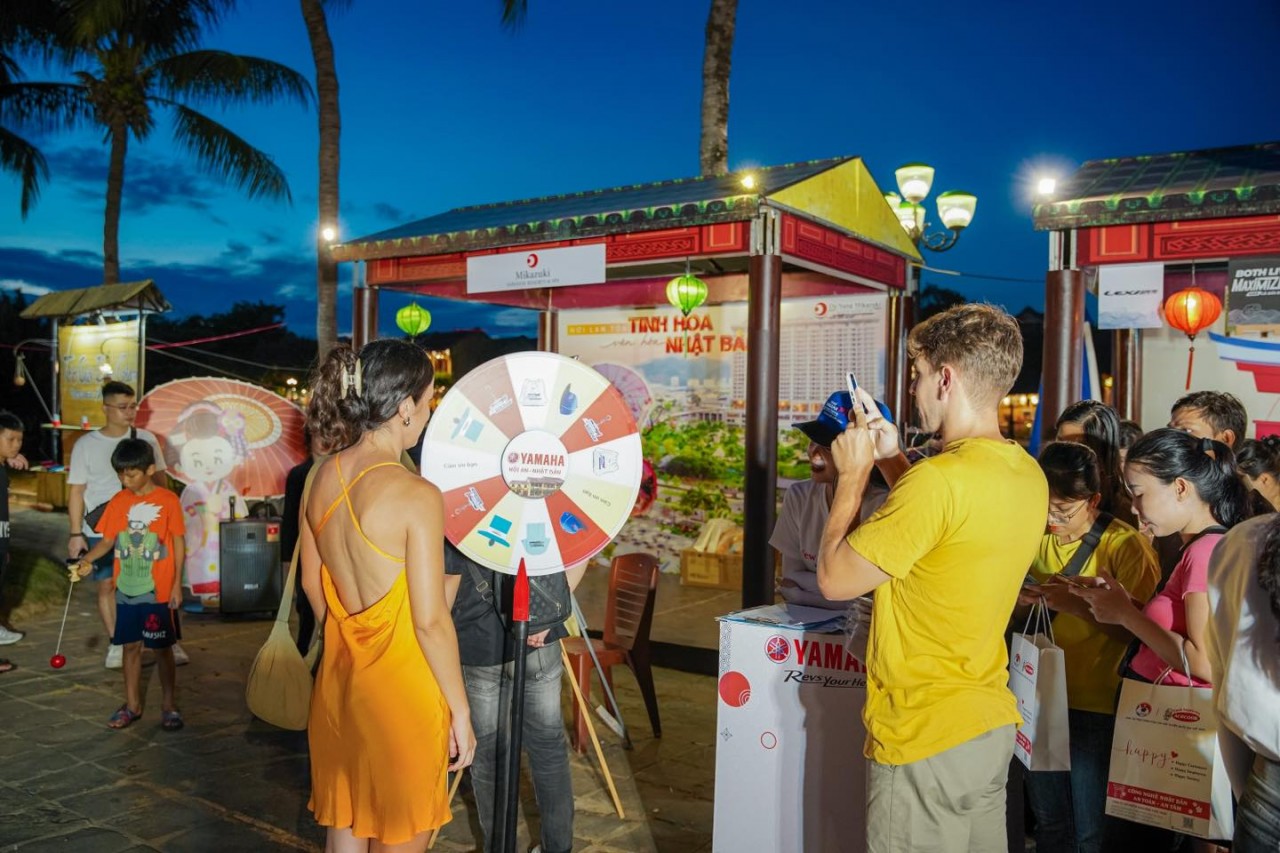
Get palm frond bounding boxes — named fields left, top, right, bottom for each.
left=0, top=125, right=49, bottom=217
left=500, top=0, right=529, bottom=29
left=0, top=81, right=92, bottom=132
left=66, top=0, right=233, bottom=55
left=168, top=102, right=291, bottom=203
left=152, top=51, right=313, bottom=108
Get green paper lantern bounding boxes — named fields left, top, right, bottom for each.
left=666, top=273, right=708, bottom=317
left=396, top=302, right=432, bottom=336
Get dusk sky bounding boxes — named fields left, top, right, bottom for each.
left=2, top=0, right=1279, bottom=340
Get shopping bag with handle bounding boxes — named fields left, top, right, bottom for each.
left=1009, top=599, right=1071, bottom=771
left=245, top=464, right=321, bottom=730
left=1105, top=645, right=1233, bottom=840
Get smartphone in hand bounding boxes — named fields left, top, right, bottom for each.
left=846, top=371, right=870, bottom=415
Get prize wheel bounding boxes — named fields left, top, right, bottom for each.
left=421, top=352, right=642, bottom=576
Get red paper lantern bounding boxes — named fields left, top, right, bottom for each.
left=1164, top=286, right=1222, bottom=390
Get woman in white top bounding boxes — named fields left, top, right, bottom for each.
left=1207, top=514, right=1280, bottom=852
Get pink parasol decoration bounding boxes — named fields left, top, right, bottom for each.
left=136, top=377, right=306, bottom=497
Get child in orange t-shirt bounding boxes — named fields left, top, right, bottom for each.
left=75, top=438, right=186, bottom=731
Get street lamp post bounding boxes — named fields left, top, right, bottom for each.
left=882, top=163, right=977, bottom=432
left=885, top=163, right=978, bottom=253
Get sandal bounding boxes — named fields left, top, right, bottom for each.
left=0, top=659, right=14, bottom=674
left=161, top=710, right=184, bottom=731
left=107, top=705, right=142, bottom=730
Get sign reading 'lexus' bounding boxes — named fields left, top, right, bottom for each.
left=466, top=244, right=606, bottom=294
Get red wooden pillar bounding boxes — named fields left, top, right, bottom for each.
left=352, top=284, right=378, bottom=351
left=1042, top=270, right=1085, bottom=438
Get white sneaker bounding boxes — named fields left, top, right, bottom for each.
left=105, top=644, right=123, bottom=669
left=0, top=626, right=23, bottom=645
left=172, top=643, right=190, bottom=666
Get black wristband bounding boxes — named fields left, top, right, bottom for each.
left=69, top=533, right=85, bottom=539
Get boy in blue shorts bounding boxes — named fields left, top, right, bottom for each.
left=74, top=438, right=186, bottom=730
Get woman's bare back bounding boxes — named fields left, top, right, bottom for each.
left=308, top=451, right=421, bottom=615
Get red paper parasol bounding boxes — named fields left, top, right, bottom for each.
left=137, top=378, right=306, bottom=497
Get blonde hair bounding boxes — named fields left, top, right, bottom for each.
left=908, top=303, right=1022, bottom=409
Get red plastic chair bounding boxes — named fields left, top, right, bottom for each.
left=562, top=552, right=661, bottom=752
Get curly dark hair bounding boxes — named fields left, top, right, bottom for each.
left=1126, top=428, right=1249, bottom=529
left=306, top=339, right=435, bottom=453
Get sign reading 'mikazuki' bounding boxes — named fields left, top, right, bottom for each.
left=1227, top=255, right=1280, bottom=331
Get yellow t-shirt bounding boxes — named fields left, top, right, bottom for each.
left=847, top=437, right=1048, bottom=765
left=1028, top=517, right=1159, bottom=714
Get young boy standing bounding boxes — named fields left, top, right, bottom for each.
left=0, top=410, right=27, bottom=652
left=75, top=438, right=186, bottom=730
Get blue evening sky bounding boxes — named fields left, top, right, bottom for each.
left=2, top=0, right=1278, bottom=339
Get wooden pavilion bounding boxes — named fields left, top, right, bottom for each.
left=333, top=156, right=920, bottom=607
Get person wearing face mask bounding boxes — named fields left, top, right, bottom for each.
left=1017, top=441, right=1159, bottom=853
left=770, top=390, right=890, bottom=610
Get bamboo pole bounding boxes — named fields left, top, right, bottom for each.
left=561, top=645, right=625, bottom=818
left=426, top=769, right=466, bottom=849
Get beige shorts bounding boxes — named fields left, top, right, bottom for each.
left=867, top=725, right=1016, bottom=853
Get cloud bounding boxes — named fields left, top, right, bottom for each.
left=0, top=243, right=538, bottom=340
left=47, top=146, right=225, bottom=215
left=372, top=202, right=412, bottom=223
left=487, top=307, right=540, bottom=330
left=0, top=278, right=54, bottom=296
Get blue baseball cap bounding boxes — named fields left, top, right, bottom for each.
left=795, top=391, right=894, bottom=447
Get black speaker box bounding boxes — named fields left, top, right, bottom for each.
left=219, top=518, right=283, bottom=615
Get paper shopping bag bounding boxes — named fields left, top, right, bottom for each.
left=1106, top=675, right=1234, bottom=840
left=1009, top=602, right=1071, bottom=771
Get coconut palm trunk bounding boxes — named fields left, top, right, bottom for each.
left=301, top=0, right=339, bottom=357
left=699, top=0, right=737, bottom=176
left=103, top=120, right=128, bottom=284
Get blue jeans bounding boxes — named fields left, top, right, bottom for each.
left=1025, top=709, right=1115, bottom=853
left=465, top=643, right=574, bottom=853
left=1237, top=753, right=1280, bottom=853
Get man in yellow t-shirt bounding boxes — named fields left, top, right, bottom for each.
left=819, top=304, right=1048, bottom=853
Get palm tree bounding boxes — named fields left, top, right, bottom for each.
left=0, top=2, right=82, bottom=217
left=699, top=0, right=737, bottom=176
left=300, top=0, right=342, bottom=357
left=7, top=0, right=311, bottom=283
left=499, top=1, right=739, bottom=177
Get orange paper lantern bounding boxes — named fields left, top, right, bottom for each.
left=1164, top=286, right=1222, bottom=390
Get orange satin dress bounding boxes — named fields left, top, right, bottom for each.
left=307, top=459, right=451, bottom=843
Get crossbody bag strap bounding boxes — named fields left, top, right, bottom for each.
left=1061, top=512, right=1113, bottom=577
left=464, top=558, right=495, bottom=608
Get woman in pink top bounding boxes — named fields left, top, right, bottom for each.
left=1075, top=428, right=1248, bottom=684
left=1073, top=428, right=1250, bottom=848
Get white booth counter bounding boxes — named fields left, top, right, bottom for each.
left=713, top=605, right=869, bottom=853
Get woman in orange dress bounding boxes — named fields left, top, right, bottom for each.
left=302, top=340, right=475, bottom=852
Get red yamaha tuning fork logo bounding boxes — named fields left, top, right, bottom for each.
left=765, top=635, right=789, bottom=663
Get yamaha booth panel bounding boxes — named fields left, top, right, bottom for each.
left=219, top=518, right=282, bottom=615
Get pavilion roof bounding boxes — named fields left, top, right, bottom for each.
left=1032, top=140, right=1280, bottom=230
left=19, top=280, right=170, bottom=320
left=333, top=156, right=920, bottom=262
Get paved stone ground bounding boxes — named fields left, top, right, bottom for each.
left=0, top=506, right=716, bottom=852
